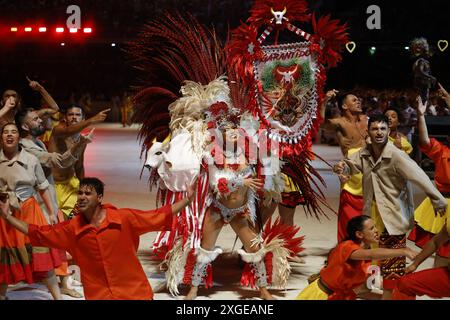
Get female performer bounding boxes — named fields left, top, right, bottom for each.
left=296, top=215, right=417, bottom=300
left=0, top=123, right=62, bottom=300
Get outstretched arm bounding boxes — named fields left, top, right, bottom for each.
left=52, top=109, right=110, bottom=138
left=395, top=150, right=447, bottom=215
left=27, top=77, right=59, bottom=111
left=406, top=224, right=449, bottom=273
left=350, top=247, right=418, bottom=261
left=127, top=180, right=198, bottom=235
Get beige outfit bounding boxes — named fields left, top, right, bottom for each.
left=344, top=142, right=447, bottom=235
left=0, top=149, right=49, bottom=209
left=20, top=138, right=76, bottom=220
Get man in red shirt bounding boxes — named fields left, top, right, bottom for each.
left=0, top=177, right=196, bottom=300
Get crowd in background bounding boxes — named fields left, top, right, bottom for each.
left=322, top=88, right=449, bottom=146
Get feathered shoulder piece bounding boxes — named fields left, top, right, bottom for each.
left=127, top=12, right=226, bottom=154
left=169, top=76, right=231, bottom=132
left=311, top=13, right=349, bottom=69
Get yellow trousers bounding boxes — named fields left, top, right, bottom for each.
left=296, top=279, right=329, bottom=300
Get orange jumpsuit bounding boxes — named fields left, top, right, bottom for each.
left=28, top=203, right=173, bottom=300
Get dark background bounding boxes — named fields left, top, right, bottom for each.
left=0, top=0, right=448, bottom=108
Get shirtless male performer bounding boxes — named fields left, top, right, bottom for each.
left=49, top=105, right=110, bottom=218
left=321, top=91, right=368, bottom=241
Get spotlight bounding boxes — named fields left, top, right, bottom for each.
left=56, top=27, right=64, bottom=33
left=10, top=27, right=18, bottom=32
left=83, top=28, right=92, bottom=33
left=111, top=43, right=116, bottom=47
left=39, top=27, right=47, bottom=33
left=369, top=46, right=376, bottom=55
left=60, top=42, right=65, bottom=46
left=69, top=28, right=78, bottom=33
left=405, top=46, right=410, bottom=50
left=24, top=27, right=32, bottom=32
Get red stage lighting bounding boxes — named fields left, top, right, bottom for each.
left=10, top=27, right=18, bottom=32
left=69, top=28, right=78, bottom=33
left=24, top=27, right=32, bottom=32
left=83, top=28, right=92, bottom=33
left=56, top=27, right=64, bottom=33
left=39, top=27, right=47, bottom=33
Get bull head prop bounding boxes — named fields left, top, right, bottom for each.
left=270, top=7, right=287, bottom=25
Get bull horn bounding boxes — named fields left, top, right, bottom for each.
left=152, top=137, right=158, bottom=144
left=162, top=134, right=171, bottom=146
left=282, top=7, right=287, bottom=15
left=270, top=7, right=275, bottom=15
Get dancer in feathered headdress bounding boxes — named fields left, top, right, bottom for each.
left=129, top=11, right=304, bottom=299
left=128, top=11, right=226, bottom=262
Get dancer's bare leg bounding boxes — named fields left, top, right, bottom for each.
left=278, top=204, right=295, bottom=226
left=60, top=275, right=83, bottom=298
left=185, top=209, right=224, bottom=300
left=43, top=270, right=63, bottom=300
left=0, top=283, right=7, bottom=300
left=230, top=217, right=274, bottom=300
left=257, top=201, right=278, bottom=232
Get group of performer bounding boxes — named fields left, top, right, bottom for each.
left=0, top=0, right=449, bottom=301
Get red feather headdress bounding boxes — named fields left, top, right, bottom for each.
left=127, top=12, right=226, bottom=155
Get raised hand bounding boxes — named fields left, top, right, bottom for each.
left=4, top=96, right=16, bottom=111
left=26, top=76, right=43, bottom=92
left=90, top=108, right=111, bottom=124
left=326, top=89, right=339, bottom=100
left=416, top=96, right=427, bottom=116
left=437, top=83, right=450, bottom=107
left=244, top=178, right=264, bottom=191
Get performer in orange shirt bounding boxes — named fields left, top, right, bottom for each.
left=296, top=215, right=417, bottom=300
left=407, top=95, right=450, bottom=267
left=0, top=177, right=196, bottom=300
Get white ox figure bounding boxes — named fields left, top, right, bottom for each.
left=145, top=130, right=201, bottom=192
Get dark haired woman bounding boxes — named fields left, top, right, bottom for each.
left=384, top=108, right=413, bottom=154
left=0, top=123, right=62, bottom=300
left=296, top=215, right=417, bottom=300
